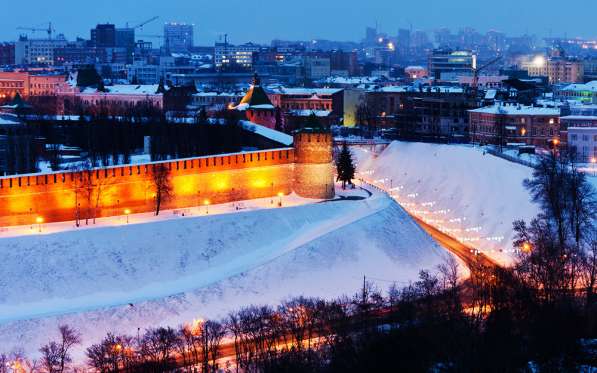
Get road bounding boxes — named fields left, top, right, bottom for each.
left=410, top=214, right=499, bottom=269
left=360, top=180, right=500, bottom=270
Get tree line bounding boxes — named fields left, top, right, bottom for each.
left=4, top=109, right=248, bottom=176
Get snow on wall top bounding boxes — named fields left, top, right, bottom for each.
left=240, top=120, right=293, bottom=146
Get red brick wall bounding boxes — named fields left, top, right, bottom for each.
left=0, top=149, right=295, bottom=226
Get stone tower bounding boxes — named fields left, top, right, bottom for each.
left=293, top=129, right=335, bottom=199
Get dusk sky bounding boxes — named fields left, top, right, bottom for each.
left=2, top=0, right=596, bottom=44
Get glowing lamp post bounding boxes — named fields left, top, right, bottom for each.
left=591, top=156, right=597, bottom=176
left=124, top=209, right=131, bottom=224
left=204, top=199, right=210, bottom=214
left=36, top=216, right=44, bottom=233
left=277, top=192, right=284, bottom=207
left=522, top=242, right=532, bottom=253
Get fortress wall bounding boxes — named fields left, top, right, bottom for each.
left=0, top=148, right=295, bottom=226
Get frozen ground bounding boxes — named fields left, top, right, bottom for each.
left=354, top=141, right=541, bottom=266
left=0, top=186, right=450, bottom=360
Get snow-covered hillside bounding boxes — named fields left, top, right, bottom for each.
left=0, top=187, right=449, bottom=359
left=354, top=142, right=540, bottom=266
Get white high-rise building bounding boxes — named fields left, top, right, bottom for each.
left=163, top=23, right=194, bottom=53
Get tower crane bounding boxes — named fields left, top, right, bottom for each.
left=126, top=16, right=159, bottom=30
left=137, top=34, right=164, bottom=39
left=471, top=55, right=502, bottom=97
left=17, top=22, right=54, bottom=39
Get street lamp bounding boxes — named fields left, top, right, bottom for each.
left=277, top=192, right=284, bottom=207
left=36, top=216, right=44, bottom=233
left=522, top=242, right=532, bottom=253
left=591, top=156, right=597, bottom=176
left=124, top=209, right=131, bottom=224
left=204, top=199, right=210, bottom=214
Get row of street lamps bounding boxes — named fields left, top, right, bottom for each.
left=28, top=191, right=289, bottom=234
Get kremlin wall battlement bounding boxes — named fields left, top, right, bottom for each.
left=0, top=132, right=335, bottom=227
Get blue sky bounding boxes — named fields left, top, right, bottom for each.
left=3, top=0, right=595, bottom=44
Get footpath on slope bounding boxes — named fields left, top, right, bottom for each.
left=362, top=180, right=500, bottom=270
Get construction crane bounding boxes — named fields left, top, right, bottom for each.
left=471, top=55, right=502, bottom=96
left=17, top=22, right=54, bottom=39
left=126, top=16, right=159, bottom=30
left=137, top=34, right=164, bottom=39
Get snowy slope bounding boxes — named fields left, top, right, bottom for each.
left=355, top=142, right=540, bottom=266
left=0, top=188, right=449, bottom=359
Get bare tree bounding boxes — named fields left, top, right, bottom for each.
left=40, top=325, right=81, bottom=373
left=151, top=163, right=173, bottom=216
left=0, top=354, right=9, bottom=373
left=138, top=327, right=177, bottom=370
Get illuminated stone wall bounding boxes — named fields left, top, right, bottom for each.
left=0, top=149, right=295, bottom=226
left=293, top=132, right=335, bottom=199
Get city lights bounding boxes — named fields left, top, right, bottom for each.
left=36, top=216, right=44, bottom=232
left=532, top=55, right=546, bottom=68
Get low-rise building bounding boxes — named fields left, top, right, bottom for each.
left=59, top=84, right=163, bottom=114
left=190, top=91, right=243, bottom=112
left=0, top=71, right=67, bottom=99
left=469, top=104, right=560, bottom=147
left=555, top=81, right=597, bottom=104
left=567, top=126, right=597, bottom=162
left=268, top=87, right=344, bottom=118
left=303, top=55, right=331, bottom=81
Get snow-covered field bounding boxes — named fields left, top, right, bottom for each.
left=0, top=186, right=449, bottom=360
left=354, top=141, right=541, bottom=266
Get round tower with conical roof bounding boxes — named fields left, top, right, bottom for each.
left=292, top=124, right=335, bottom=199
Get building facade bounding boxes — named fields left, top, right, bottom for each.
left=164, top=23, right=194, bottom=53
left=428, top=49, right=475, bottom=80
left=567, top=126, right=597, bottom=162
left=0, top=43, right=15, bottom=66
left=469, top=104, right=560, bottom=146
left=547, top=58, right=584, bottom=84
left=0, top=71, right=67, bottom=99
left=214, top=42, right=260, bottom=70
left=15, top=37, right=68, bottom=66
left=555, top=81, right=597, bottom=104
left=268, top=87, right=344, bottom=118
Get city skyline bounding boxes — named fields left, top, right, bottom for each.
left=2, top=0, right=596, bottom=45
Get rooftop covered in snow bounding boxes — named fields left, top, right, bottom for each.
left=80, top=84, right=163, bottom=95
left=469, top=104, right=560, bottom=116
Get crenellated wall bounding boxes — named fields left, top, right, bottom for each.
left=0, top=129, right=338, bottom=227
left=0, top=148, right=295, bottom=226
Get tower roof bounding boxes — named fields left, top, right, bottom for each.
left=236, top=73, right=274, bottom=110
